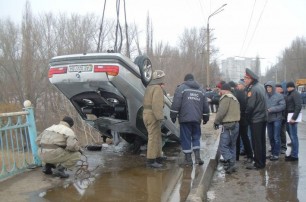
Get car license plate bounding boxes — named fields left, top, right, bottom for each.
left=68, top=64, right=93, bottom=72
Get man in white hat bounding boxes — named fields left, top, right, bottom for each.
left=143, top=70, right=166, bottom=168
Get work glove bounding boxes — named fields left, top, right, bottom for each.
left=171, top=118, right=176, bottom=123
left=214, top=123, right=219, bottom=130
left=203, top=114, right=209, bottom=124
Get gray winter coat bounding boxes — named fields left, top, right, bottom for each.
left=264, top=81, right=286, bottom=123
left=170, top=80, right=209, bottom=123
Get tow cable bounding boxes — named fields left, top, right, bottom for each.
left=73, top=154, right=99, bottom=187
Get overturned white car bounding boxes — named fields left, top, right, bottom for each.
left=48, top=53, right=179, bottom=149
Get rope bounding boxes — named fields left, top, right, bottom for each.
left=73, top=154, right=100, bottom=188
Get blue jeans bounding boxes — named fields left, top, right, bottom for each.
left=218, top=123, right=239, bottom=163
left=267, top=120, right=282, bottom=156
left=180, top=122, right=201, bottom=153
left=286, top=122, right=299, bottom=158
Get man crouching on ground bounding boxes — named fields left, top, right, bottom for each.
left=214, top=83, right=240, bottom=174
left=36, top=116, right=82, bottom=178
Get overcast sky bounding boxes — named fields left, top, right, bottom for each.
left=1, top=0, right=305, bottom=71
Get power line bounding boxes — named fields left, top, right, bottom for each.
left=242, top=0, right=269, bottom=56
left=239, top=0, right=257, bottom=56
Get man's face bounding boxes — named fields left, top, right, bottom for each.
left=244, top=76, right=252, bottom=86
left=287, top=87, right=294, bottom=92
left=237, top=84, right=245, bottom=90
left=220, top=89, right=228, bottom=95
left=266, top=85, right=273, bottom=93
left=275, top=87, right=283, bottom=94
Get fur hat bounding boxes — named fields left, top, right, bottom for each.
left=62, top=116, right=74, bottom=127
left=221, top=83, right=231, bottom=91
left=150, top=70, right=165, bottom=85
left=184, top=74, right=194, bottom=81
left=286, top=81, right=295, bottom=88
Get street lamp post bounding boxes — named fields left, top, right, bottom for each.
left=206, top=4, right=227, bottom=87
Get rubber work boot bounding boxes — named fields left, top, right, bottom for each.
left=194, top=149, right=204, bottom=165
left=146, top=159, right=163, bottom=168
left=225, top=161, right=237, bottom=174
left=182, top=153, right=193, bottom=167
left=156, top=156, right=167, bottom=164
left=52, top=165, right=69, bottom=178
left=42, top=163, right=55, bottom=175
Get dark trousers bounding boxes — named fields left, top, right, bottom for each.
left=240, top=123, right=253, bottom=159
left=210, top=103, right=214, bottom=113
left=250, top=121, right=266, bottom=168
left=280, top=120, right=287, bottom=150
left=180, top=122, right=201, bottom=153
left=236, top=133, right=240, bottom=161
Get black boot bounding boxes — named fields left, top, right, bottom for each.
left=53, top=165, right=69, bottom=178
left=182, top=153, right=193, bottom=167
left=146, top=159, right=162, bottom=168
left=194, top=149, right=204, bottom=165
left=42, top=163, right=55, bottom=175
left=225, top=161, right=237, bottom=174
left=156, top=156, right=167, bottom=164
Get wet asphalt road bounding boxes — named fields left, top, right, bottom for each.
left=36, top=142, right=187, bottom=202
left=206, top=108, right=306, bottom=202
left=25, top=119, right=218, bottom=202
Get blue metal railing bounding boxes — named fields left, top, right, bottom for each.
left=0, top=100, right=41, bottom=180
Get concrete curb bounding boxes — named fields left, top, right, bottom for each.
left=186, top=133, right=220, bottom=202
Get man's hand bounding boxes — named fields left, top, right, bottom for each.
left=203, top=114, right=209, bottom=124
left=214, top=123, right=219, bottom=130
left=171, top=118, right=176, bottom=123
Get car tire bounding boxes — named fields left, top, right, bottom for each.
left=134, top=55, right=153, bottom=86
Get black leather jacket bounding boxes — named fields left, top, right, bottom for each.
left=285, top=89, right=302, bottom=120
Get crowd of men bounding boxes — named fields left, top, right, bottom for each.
left=212, top=68, right=302, bottom=173
left=143, top=68, right=302, bottom=174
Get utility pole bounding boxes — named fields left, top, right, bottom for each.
left=206, top=4, right=227, bottom=87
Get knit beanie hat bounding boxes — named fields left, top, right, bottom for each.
left=221, top=83, right=231, bottom=91
left=216, top=81, right=226, bottom=89
left=62, top=116, right=74, bottom=127
left=275, top=83, right=282, bottom=88
left=228, top=81, right=236, bottom=88
left=184, top=74, right=194, bottom=81
left=286, top=81, right=295, bottom=88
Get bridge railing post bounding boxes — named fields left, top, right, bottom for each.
left=23, top=100, right=41, bottom=165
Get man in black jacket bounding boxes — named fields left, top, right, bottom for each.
left=244, top=68, right=267, bottom=169
left=285, top=81, right=302, bottom=161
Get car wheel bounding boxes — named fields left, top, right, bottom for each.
left=134, top=55, right=153, bottom=86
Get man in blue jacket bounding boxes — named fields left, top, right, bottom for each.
left=264, top=81, right=286, bottom=161
left=170, top=74, right=210, bottom=166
